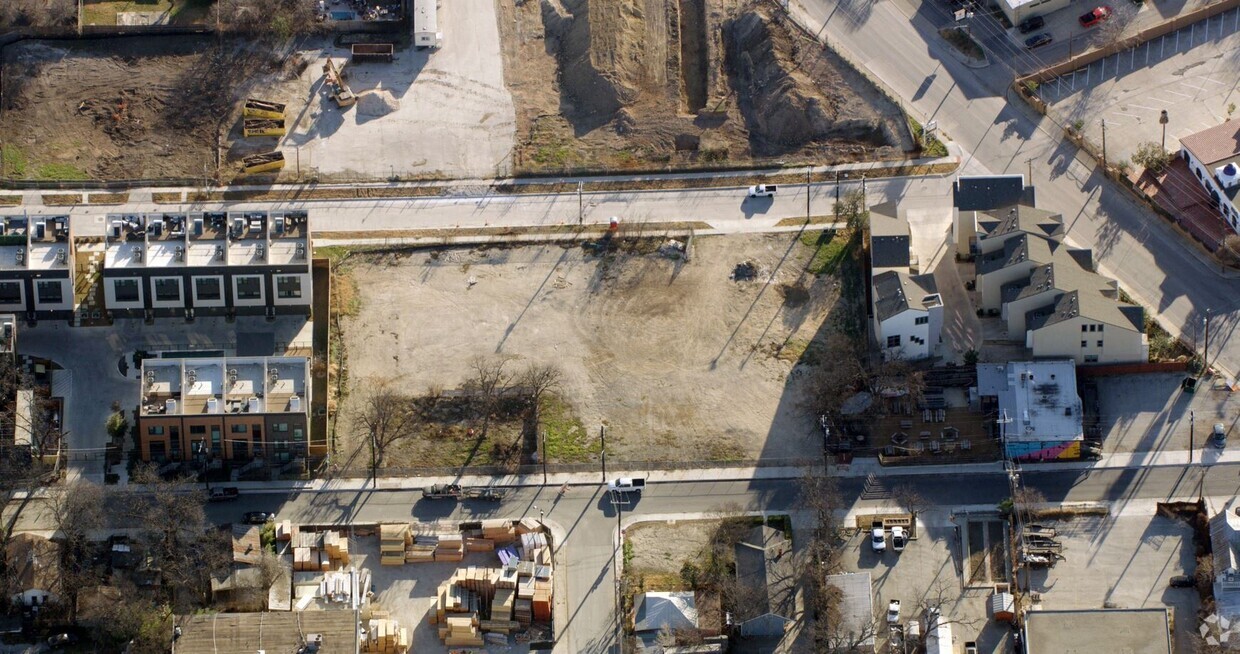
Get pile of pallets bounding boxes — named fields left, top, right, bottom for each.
left=362, top=617, right=409, bottom=653
left=380, top=524, right=410, bottom=566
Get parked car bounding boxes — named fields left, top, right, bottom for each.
left=208, top=486, right=239, bottom=502
left=608, top=477, right=647, bottom=495
left=1079, top=5, right=1112, bottom=27
left=1017, top=15, right=1045, bottom=33
left=747, top=184, right=777, bottom=198
left=892, top=526, right=908, bottom=551
left=47, top=633, right=79, bottom=648
left=242, top=511, right=274, bottom=525
left=1169, top=575, right=1195, bottom=588
left=887, top=599, right=901, bottom=624
left=1025, top=32, right=1053, bottom=49
left=1213, top=423, right=1227, bottom=448
left=871, top=526, right=887, bottom=553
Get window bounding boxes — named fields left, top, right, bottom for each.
left=114, top=278, right=140, bottom=302
left=275, top=423, right=289, bottom=433
left=293, top=428, right=304, bottom=441
left=147, top=425, right=165, bottom=436
left=1088, top=324, right=1096, bottom=332
left=189, top=425, right=206, bottom=435
left=886, top=335, right=901, bottom=348
left=231, top=424, right=248, bottom=434
left=1081, top=325, right=1088, bottom=332
left=36, top=281, right=62, bottom=304
left=1081, top=341, right=1087, bottom=347
left=235, top=276, right=262, bottom=300
left=914, top=316, right=928, bottom=325
left=1084, top=355, right=1099, bottom=363
left=211, top=426, right=222, bottom=456
left=153, top=278, right=180, bottom=302
left=0, top=281, right=20, bottom=304
left=276, top=275, right=302, bottom=299
left=1097, top=340, right=1104, bottom=347
left=195, top=277, right=222, bottom=301
left=1097, top=325, right=1103, bottom=332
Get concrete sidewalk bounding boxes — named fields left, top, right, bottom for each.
left=216, top=445, right=1229, bottom=494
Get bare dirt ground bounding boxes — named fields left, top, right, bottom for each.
left=337, top=232, right=847, bottom=467
left=497, top=0, right=913, bottom=173
left=0, top=36, right=289, bottom=181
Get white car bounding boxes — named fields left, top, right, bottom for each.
left=747, top=184, right=778, bottom=197
left=887, top=599, right=901, bottom=624
left=871, top=526, right=887, bottom=552
left=892, top=526, right=907, bottom=552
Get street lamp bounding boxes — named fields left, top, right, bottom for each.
left=1159, top=110, right=1170, bottom=153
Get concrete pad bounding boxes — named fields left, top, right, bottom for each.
left=1095, top=372, right=1240, bottom=455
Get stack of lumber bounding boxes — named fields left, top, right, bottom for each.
left=380, top=524, right=410, bottom=566
left=362, top=618, right=409, bottom=653
left=481, top=519, right=516, bottom=543
left=275, top=520, right=296, bottom=542
left=515, top=518, right=541, bottom=535
left=496, top=566, right=519, bottom=589
left=323, top=530, right=350, bottom=564
left=514, top=598, right=533, bottom=626
left=435, top=534, right=464, bottom=562
left=465, top=537, right=495, bottom=552
left=406, top=535, right=437, bottom=563
left=293, top=531, right=321, bottom=550
left=490, top=588, right=515, bottom=622
left=439, top=615, right=484, bottom=648
left=533, top=580, right=552, bottom=621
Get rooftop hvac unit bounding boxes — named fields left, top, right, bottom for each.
left=206, top=397, right=219, bottom=412
left=290, top=396, right=301, bottom=412
left=249, top=219, right=263, bottom=234
left=274, top=216, right=285, bottom=234
left=165, top=398, right=177, bottom=414
left=215, top=245, right=225, bottom=261
left=296, top=243, right=306, bottom=258
left=1216, top=162, right=1240, bottom=189
left=57, top=248, right=66, bottom=264
left=269, top=368, right=280, bottom=381
left=255, top=244, right=265, bottom=258
left=110, top=221, right=122, bottom=238
left=133, top=246, right=143, bottom=262
left=228, top=368, right=238, bottom=379
left=15, top=250, right=23, bottom=265
left=186, top=369, right=197, bottom=383
left=192, top=217, right=204, bottom=236
left=233, top=216, right=245, bottom=234
left=248, top=397, right=261, bottom=412
left=175, top=246, right=185, bottom=261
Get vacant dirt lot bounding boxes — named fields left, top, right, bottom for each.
left=497, top=0, right=913, bottom=173
left=0, top=36, right=287, bottom=181
left=337, top=233, right=847, bottom=467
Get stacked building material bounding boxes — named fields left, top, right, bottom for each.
left=533, top=580, right=552, bottom=621
left=380, top=524, right=410, bottom=566
left=491, top=588, right=515, bottom=622
left=435, top=534, right=464, bottom=562
left=362, top=617, right=409, bottom=653
left=514, top=598, right=533, bottom=626
left=323, top=530, right=350, bottom=565
left=292, top=547, right=314, bottom=571
left=440, top=615, right=484, bottom=648
left=407, top=535, right=437, bottom=563
left=481, top=519, right=516, bottom=543
left=276, top=521, right=295, bottom=542
left=465, top=537, right=495, bottom=552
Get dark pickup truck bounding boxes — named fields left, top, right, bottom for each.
left=208, top=487, right=239, bottom=502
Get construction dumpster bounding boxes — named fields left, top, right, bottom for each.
left=351, top=43, right=394, bottom=63
left=241, top=151, right=285, bottom=175
left=242, top=98, right=286, bottom=120
left=242, top=118, right=286, bottom=138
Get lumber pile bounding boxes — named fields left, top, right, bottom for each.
left=362, top=617, right=409, bottom=654
left=481, top=518, right=516, bottom=543
left=290, top=529, right=350, bottom=571
left=440, top=615, right=484, bottom=648
left=436, top=534, right=464, bottom=562
left=276, top=520, right=295, bottom=542
left=380, top=524, right=410, bottom=566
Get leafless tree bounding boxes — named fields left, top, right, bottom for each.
left=1009, top=486, right=1047, bottom=523
left=357, top=379, right=417, bottom=468
left=520, top=363, right=563, bottom=410
left=77, top=580, right=171, bottom=653
left=836, top=189, right=868, bottom=233
left=1219, top=234, right=1240, bottom=267
left=48, top=482, right=107, bottom=619
left=466, top=355, right=515, bottom=416
left=801, top=332, right=867, bottom=417
left=0, top=0, right=74, bottom=28
left=1092, top=2, right=1138, bottom=48
left=910, top=579, right=986, bottom=631
left=893, top=484, right=930, bottom=518
left=214, top=0, right=325, bottom=38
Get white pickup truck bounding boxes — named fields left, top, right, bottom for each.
left=747, top=184, right=777, bottom=197
left=607, top=477, right=646, bottom=495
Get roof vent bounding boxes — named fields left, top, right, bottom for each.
left=1216, top=162, right=1240, bottom=189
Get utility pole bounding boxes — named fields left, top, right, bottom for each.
left=1190, top=410, right=1195, bottom=464
left=370, top=427, right=377, bottom=488
left=600, top=425, right=607, bottom=483
left=1101, top=119, right=1108, bottom=168
left=578, top=182, right=584, bottom=225
left=1203, top=308, right=1211, bottom=373
left=541, top=431, right=548, bottom=485
left=1025, top=157, right=1035, bottom=183
left=1159, top=110, right=1169, bottom=153
left=805, top=167, right=811, bottom=223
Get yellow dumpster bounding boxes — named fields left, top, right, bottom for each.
left=241, top=151, right=285, bottom=175
left=243, top=98, right=286, bottom=120
left=243, top=118, right=286, bottom=138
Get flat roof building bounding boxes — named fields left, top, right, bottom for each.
left=976, top=360, right=1083, bottom=461
left=1023, top=608, right=1172, bottom=654
left=0, top=215, right=75, bottom=322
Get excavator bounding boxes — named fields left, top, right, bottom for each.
left=322, top=57, right=357, bottom=109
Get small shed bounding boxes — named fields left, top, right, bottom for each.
left=634, top=591, right=698, bottom=633
left=990, top=588, right=1015, bottom=622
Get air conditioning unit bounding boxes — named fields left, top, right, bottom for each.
left=290, top=396, right=302, bottom=412
left=256, top=244, right=265, bottom=258
left=206, top=397, right=219, bottom=412
left=15, top=250, right=24, bottom=265
left=215, top=245, right=225, bottom=261
left=56, top=247, right=67, bottom=264
left=175, top=246, right=185, bottom=261
left=133, top=246, right=143, bottom=262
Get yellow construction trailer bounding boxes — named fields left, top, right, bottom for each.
left=241, top=151, right=285, bottom=175
left=243, top=118, right=286, bottom=138
left=243, top=98, right=287, bottom=120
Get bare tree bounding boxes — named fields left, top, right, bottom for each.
left=357, top=379, right=417, bottom=468
left=214, top=0, right=325, bottom=38
left=893, top=484, right=929, bottom=519
left=910, top=579, right=986, bottom=631
left=0, top=0, right=74, bottom=28
left=1220, top=234, right=1240, bottom=267
left=801, top=332, right=866, bottom=417
left=466, top=355, right=515, bottom=416
left=520, top=363, right=563, bottom=409
left=49, top=482, right=107, bottom=619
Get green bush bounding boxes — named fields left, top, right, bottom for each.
left=106, top=412, right=129, bottom=441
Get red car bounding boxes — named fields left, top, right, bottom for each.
left=1079, top=5, right=1112, bottom=27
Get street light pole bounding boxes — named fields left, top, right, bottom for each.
left=600, top=426, right=607, bottom=483
left=1203, top=308, right=1211, bottom=373
left=1190, top=410, right=1195, bottom=464
left=541, top=431, right=548, bottom=486
left=1159, top=110, right=1169, bottom=153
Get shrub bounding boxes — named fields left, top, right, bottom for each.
left=1132, top=141, right=1172, bottom=174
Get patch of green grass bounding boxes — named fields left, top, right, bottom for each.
left=801, top=229, right=854, bottom=275
left=532, top=143, right=572, bottom=168
left=2, top=146, right=27, bottom=178
left=939, top=27, right=984, bottom=60
left=35, top=163, right=89, bottom=181
left=541, top=394, right=600, bottom=463
left=908, top=115, right=949, bottom=158
left=82, top=0, right=211, bottom=26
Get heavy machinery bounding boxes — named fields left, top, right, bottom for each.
left=322, top=58, right=357, bottom=109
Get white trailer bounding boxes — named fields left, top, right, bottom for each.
left=413, top=0, right=442, bottom=49
left=924, top=608, right=954, bottom=654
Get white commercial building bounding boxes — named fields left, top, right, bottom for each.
left=1180, top=121, right=1240, bottom=234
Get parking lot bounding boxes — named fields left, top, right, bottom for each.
left=1035, top=6, right=1240, bottom=164
left=840, top=507, right=1200, bottom=653
left=1094, top=372, right=1240, bottom=455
